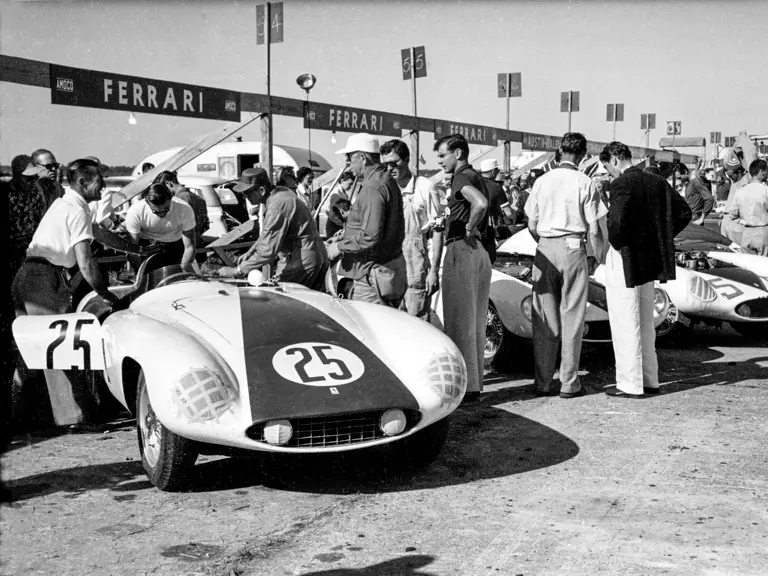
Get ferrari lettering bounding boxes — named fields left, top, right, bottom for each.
left=707, top=278, right=744, bottom=300
left=272, top=343, right=365, bottom=386
left=103, top=79, right=205, bottom=114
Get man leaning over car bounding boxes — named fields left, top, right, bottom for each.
left=221, top=167, right=328, bottom=289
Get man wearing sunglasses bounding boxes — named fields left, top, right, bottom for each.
left=21, top=148, right=64, bottom=210
left=380, top=139, right=444, bottom=318
left=124, top=183, right=198, bottom=274
left=326, top=133, right=406, bottom=307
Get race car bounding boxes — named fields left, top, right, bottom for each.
left=428, top=232, right=670, bottom=370
left=12, top=259, right=468, bottom=491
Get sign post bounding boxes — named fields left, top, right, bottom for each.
left=606, top=103, right=624, bottom=140
left=561, top=91, right=579, bottom=132
left=641, top=113, right=656, bottom=149
left=257, top=1, right=284, bottom=183
left=498, top=72, right=522, bottom=171
left=401, top=46, right=426, bottom=176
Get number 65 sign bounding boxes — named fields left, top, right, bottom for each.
left=12, top=313, right=105, bottom=371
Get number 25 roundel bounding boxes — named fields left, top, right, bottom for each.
left=12, top=313, right=105, bottom=371
left=272, top=343, right=365, bottom=386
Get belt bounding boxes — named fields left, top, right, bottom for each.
left=445, top=236, right=464, bottom=247
left=743, top=223, right=768, bottom=228
left=539, top=233, right=585, bottom=240
left=26, top=257, right=68, bottom=272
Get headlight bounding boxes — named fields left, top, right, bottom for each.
left=689, top=276, right=717, bottom=302
left=172, top=369, right=239, bottom=422
left=380, top=409, right=407, bottom=436
left=736, top=303, right=751, bottom=318
left=521, top=296, right=533, bottom=323
left=263, top=419, right=293, bottom=445
left=422, top=351, right=467, bottom=408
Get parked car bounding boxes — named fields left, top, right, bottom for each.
left=13, top=262, right=467, bottom=491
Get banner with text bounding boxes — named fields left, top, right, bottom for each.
left=304, top=102, right=406, bottom=137
left=434, top=120, right=503, bottom=147
left=49, top=64, right=241, bottom=121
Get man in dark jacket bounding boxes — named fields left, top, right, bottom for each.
left=685, top=167, right=715, bottom=224
left=479, top=159, right=505, bottom=263
left=326, top=133, right=406, bottom=307
left=600, top=142, right=692, bottom=399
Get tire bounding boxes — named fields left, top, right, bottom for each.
left=730, top=322, right=768, bottom=341
left=485, top=302, right=515, bottom=371
left=136, top=371, right=198, bottom=491
left=388, top=417, right=451, bottom=472
left=655, top=304, right=694, bottom=347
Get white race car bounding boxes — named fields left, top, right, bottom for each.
left=431, top=232, right=670, bottom=370
left=13, top=261, right=467, bottom=491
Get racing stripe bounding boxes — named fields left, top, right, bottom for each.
left=238, top=289, right=419, bottom=423
left=701, top=267, right=767, bottom=293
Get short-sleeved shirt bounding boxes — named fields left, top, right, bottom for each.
left=399, top=175, right=444, bottom=234
left=174, top=188, right=209, bottom=237
left=524, top=163, right=607, bottom=238
left=26, top=188, right=94, bottom=268
left=729, top=182, right=768, bottom=227
left=446, top=164, right=488, bottom=241
left=124, top=197, right=196, bottom=242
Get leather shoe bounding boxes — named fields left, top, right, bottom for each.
left=559, top=388, right=586, bottom=399
left=605, top=386, right=645, bottom=399
left=643, top=387, right=661, bottom=395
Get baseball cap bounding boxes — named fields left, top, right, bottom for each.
left=11, top=155, right=31, bottom=176
left=480, top=159, right=498, bottom=173
left=233, top=167, right=271, bottom=193
left=336, top=133, right=380, bottom=155
left=22, top=163, right=47, bottom=177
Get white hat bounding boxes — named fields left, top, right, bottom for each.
left=336, top=133, right=380, bottom=155
left=480, top=158, right=499, bottom=173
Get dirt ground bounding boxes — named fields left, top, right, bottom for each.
left=2, top=324, right=767, bottom=576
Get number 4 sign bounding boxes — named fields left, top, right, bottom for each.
left=256, top=2, right=284, bottom=45
left=12, top=313, right=105, bottom=370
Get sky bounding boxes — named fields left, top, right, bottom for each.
left=1, top=0, right=766, bottom=170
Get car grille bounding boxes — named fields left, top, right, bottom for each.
left=737, top=298, right=768, bottom=319
left=246, top=410, right=421, bottom=448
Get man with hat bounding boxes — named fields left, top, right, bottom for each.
left=479, top=158, right=505, bottom=263
left=326, top=134, right=406, bottom=307
left=224, top=167, right=328, bottom=289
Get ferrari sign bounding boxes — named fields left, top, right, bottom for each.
left=305, top=102, right=405, bottom=136
left=50, top=64, right=241, bottom=122
left=434, top=120, right=499, bottom=146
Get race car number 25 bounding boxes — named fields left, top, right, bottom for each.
left=272, top=343, right=365, bottom=386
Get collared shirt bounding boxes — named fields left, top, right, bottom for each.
left=240, top=187, right=328, bottom=279
left=729, top=181, right=768, bottom=227
left=26, top=188, right=94, bottom=268
left=124, top=197, right=196, bottom=242
left=296, top=183, right=317, bottom=211
left=398, top=174, right=444, bottom=234
left=724, top=174, right=750, bottom=213
left=524, top=164, right=607, bottom=238
left=7, top=178, right=47, bottom=254
left=338, top=164, right=405, bottom=280
left=445, top=164, right=488, bottom=241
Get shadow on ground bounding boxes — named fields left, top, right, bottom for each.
left=295, top=554, right=437, bottom=576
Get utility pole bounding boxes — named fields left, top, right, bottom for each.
left=260, top=2, right=273, bottom=182
left=410, top=46, right=419, bottom=177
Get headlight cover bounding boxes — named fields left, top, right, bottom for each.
left=689, top=276, right=717, bottom=302
left=653, top=287, right=670, bottom=319
left=422, top=350, right=467, bottom=408
left=172, top=368, right=239, bottom=422
left=521, top=296, right=533, bottom=323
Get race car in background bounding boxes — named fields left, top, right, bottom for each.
left=13, top=260, right=467, bottom=491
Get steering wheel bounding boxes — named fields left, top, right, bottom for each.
left=155, top=272, right=199, bottom=288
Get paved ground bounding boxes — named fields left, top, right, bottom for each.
left=2, top=324, right=767, bottom=576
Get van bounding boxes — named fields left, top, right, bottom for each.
left=132, top=141, right=333, bottom=182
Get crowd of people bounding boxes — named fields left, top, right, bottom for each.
left=4, top=131, right=766, bottom=435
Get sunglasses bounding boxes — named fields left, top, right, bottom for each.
left=149, top=205, right=171, bottom=217
left=383, top=160, right=404, bottom=170
left=37, top=162, right=59, bottom=171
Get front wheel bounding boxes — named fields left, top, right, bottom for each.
left=136, top=371, right=198, bottom=491
left=485, top=303, right=515, bottom=371
left=655, top=304, right=694, bottom=347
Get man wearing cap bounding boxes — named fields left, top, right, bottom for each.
left=728, top=159, right=768, bottom=256
left=224, top=167, right=328, bottom=289
left=380, top=139, right=444, bottom=317
left=11, top=159, right=119, bottom=429
left=326, top=134, right=406, bottom=307
left=479, top=158, right=505, bottom=263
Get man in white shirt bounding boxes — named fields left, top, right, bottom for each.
left=11, top=159, right=119, bottom=428
left=524, top=133, right=607, bottom=399
left=295, top=166, right=317, bottom=210
left=728, top=159, right=768, bottom=256
left=381, top=139, right=445, bottom=317
left=124, top=183, right=197, bottom=273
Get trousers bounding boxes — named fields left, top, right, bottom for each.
left=531, top=236, right=588, bottom=394
left=401, top=195, right=429, bottom=317
left=741, top=226, right=768, bottom=257
left=350, top=255, right=408, bottom=308
left=442, top=239, right=491, bottom=393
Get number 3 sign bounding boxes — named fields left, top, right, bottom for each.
left=12, top=313, right=105, bottom=370
left=272, top=343, right=365, bottom=386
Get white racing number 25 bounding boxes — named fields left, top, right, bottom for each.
left=272, top=342, right=365, bottom=387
